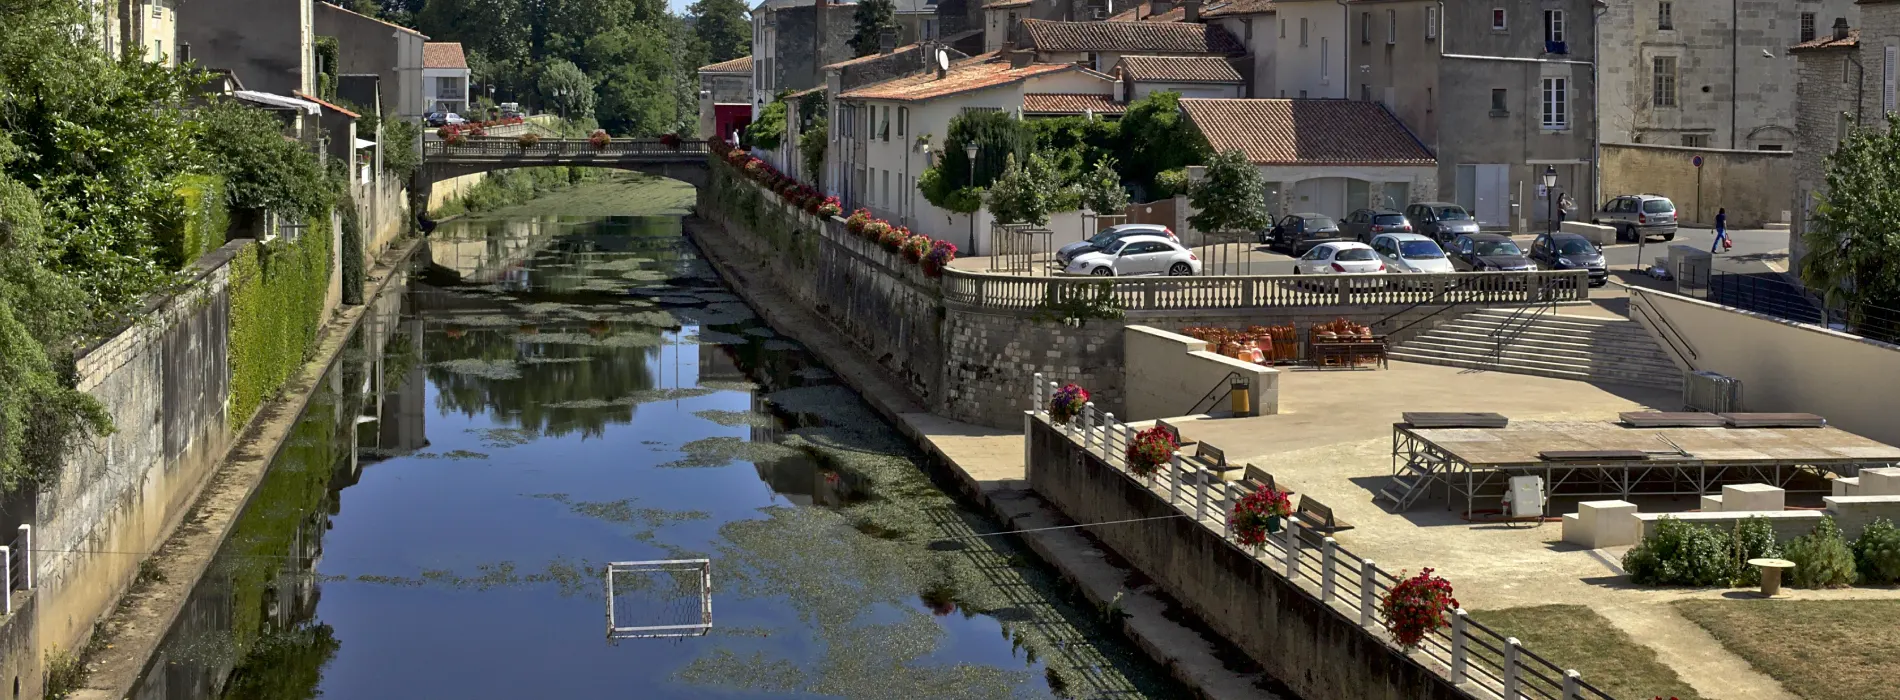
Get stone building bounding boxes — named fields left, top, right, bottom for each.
left=1788, top=3, right=1900, bottom=270
left=751, top=0, right=860, bottom=115
left=1347, top=0, right=1598, bottom=231
left=1600, top=0, right=1858, bottom=151
left=178, top=0, right=315, bottom=98
left=90, top=0, right=180, bottom=66
left=699, top=55, right=756, bottom=140
left=1179, top=98, right=1439, bottom=221
left=314, top=2, right=429, bottom=120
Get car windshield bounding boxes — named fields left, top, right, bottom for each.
left=1373, top=214, right=1408, bottom=226
left=1087, top=232, right=1120, bottom=246
left=1473, top=240, right=1522, bottom=256
left=1434, top=207, right=1471, bottom=221
left=1643, top=199, right=1676, bottom=214
left=1335, top=248, right=1377, bottom=262
left=1304, top=216, right=1338, bottom=230
left=1399, top=241, right=1445, bottom=258
left=1556, top=239, right=1596, bottom=255
left=1104, top=240, right=1128, bottom=255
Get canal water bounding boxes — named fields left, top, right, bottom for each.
left=128, top=184, right=1186, bottom=699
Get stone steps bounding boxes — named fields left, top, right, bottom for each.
left=1392, top=308, right=1684, bottom=390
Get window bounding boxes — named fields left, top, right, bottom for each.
left=1757, top=144, right=1784, bottom=151
left=1300, top=17, right=1309, bottom=46
left=1544, top=10, right=1564, bottom=43
left=1362, top=12, right=1371, bottom=44
left=1541, top=77, right=1567, bottom=128
left=1388, top=9, right=1397, bottom=44
left=1492, top=8, right=1506, bottom=31
left=923, top=18, right=937, bottom=39
left=881, top=106, right=890, bottom=141
left=1658, top=2, right=1672, bottom=30
left=1281, top=18, right=1286, bottom=38
left=1490, top=88, right=1507, bottom=115
left=1426, top=6, right=1438, bottom=39
left=1887, top=45, right=1897, bottom=113
left=1840, top=112, right=1852, bottom=146
left=1801, top=13, right=1816, bottom=43
left=1362, top=83, right=1371, bottom=101
left=1299, top=89, right=1308, bottom=98
left=1682, top=134, right=1710, bottom=147
left=898, top=107, right=906, bottom=137
left=1321, top=38, right=1329, bottom=81
left=1244, top=18, right=1253, bottom=42
left=1653, top=56, right=1678, bottom=107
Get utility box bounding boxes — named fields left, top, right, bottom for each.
left=1505, top=475, right=1546, bottom=518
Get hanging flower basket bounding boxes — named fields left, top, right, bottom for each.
left=862, top=220, right=892, bottom=243
left=660, top=133, right=682, bottom=150
left=589, top=129, right=612, bottom=150
left=1380, top=568, right=1459, bottom=650
left=1049, top=384, right=1090, bottom=424
left=1125, top=426, right=1177, bottom=477
left=516, top=132, right=542, bottom=150
left=880, top=225, right=910, bottom=253
left=900, top=233, right=932, bottom=263
left=817, top=196, right=843, bottom=218
left=922, top=240, right=958, bottom=278
left=1229, top=486, right=1293, bottom=546
left=846, top=209, right=872, bottom=235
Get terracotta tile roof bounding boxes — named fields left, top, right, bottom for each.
left=1022, top=93, right=1127, bottom=114
left=423, top=42, right=468, bottom=69
left=1107, top=2, right=1187, bottom=21
left=1021, top=19, right=1245, bottom=55
left=1789, top=29, right=1858, bottom=52
left=984, top=0, right=1032, bottom=7
left=1202, top=0, right=1276, bottom=16
left=1119, top=55, right=1242, bottom=83
left=292, top=91, right=361, bottom=119
left=1179, top=98, right=1434, bottom=166
left=823, top=43, right=926, bottom=69
left=699, top=55, right=754, bottom=73
left=838, top=52, right=1108, bottom=102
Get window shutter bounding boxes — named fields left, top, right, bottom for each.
left=1886, top=45, right=1898, bottom=113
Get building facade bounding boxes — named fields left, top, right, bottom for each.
left=1600, top=0, right=1858, bottom=151
left=178, top=0, right=315, bottom=97
left=700, top=55, right=757, bottom=140
left=1789, top=3, right=1900, bottom=270
left=1203, top=0, right=1278, bottom=98
left=314, top=2, right=429, bottom=120
left=1180, top=98, right=1438, bottom=221
left=422, top=42, right=471, bottom=116
left=92, top=0, right=181, bottom=66
left=751, top=0, right=859, bottom=116
left=1274, top=0, right=1348, bottom=99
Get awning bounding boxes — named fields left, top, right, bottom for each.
left=354, top=138, right=377, bottom=150
left=233, top=90, right=322, bottom=115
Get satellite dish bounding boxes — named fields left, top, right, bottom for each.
left=937, top=49, right=951, bottom=71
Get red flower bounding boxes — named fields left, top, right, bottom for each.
left=1124, top=426, right=1177, bottom=477
left=1380, top=568, right=1457, bottom=649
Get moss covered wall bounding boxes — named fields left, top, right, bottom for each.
left=229, top=217, right=336, bottom=426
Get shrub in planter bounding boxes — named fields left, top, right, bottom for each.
left=880, top=225, right=910, bottom=252
left=589, top=129, right=612, bottom=150
left=1048, top=384, right=1089, bottom=424
left=660, top=133, right=681, bottom=149
left=1381, top=568, right=1457, bottom=649
left=1124, top=426, right=1176, bottom=477
left=818, top=196, right=843, bottom=218
left=901, top=233, right=932, bottom=263
left=468, top=125, right=487, bottom=138
left=1854, top=517, right=1900, bottom=584
left=922, top=240, right=957, bottom=278
left=846, top=209, right=872, bottom=235
left=436, top=125, right=455, bottom=140
left=1229, top=487, right=1293, bottom=546
left=1622, top=516, right=1734, bottom=587
left=445, top=131, right=470, bottom=147
left=862, top=220, right=891, bottom=242
left=1784, top=516, right=1858, bottom=588
left=516, top=132, right=542, bottom=149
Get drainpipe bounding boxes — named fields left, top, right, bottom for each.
left=1593, top=0, right=1605, bottom=217
left=1730, top=0, right=1738, bottom=149
left=1337, top=0, right=1351, bottom=98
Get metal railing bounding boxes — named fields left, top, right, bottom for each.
left=943, top=268, right=1590, bottom=313
left=423, top=138, right=711, bottom=159
left=2, top=525, right=31, bottom=616
left=1027, top=377, right=1614, bottom=700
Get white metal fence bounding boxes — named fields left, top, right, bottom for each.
left=1026, top=374, right=1616, bottom=700
left=944, top=268, right=1591, bottom=312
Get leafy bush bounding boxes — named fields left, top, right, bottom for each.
left=1151, top=168, right=1191, bottom=199
left=744, top=98, right=788, bottom=150
left=196, top=101, right=335, bottom=221
left=1728, top=516, right=1781, bottom=587
left=158, top=174, right=231, bottom=270
left=1853, top=517, right=1900, bottom=584
left=1784, top=517, right=1857, bottom=588
left=799, top=118, right=827, bottom=181
left=1623, top=517, right=1734, bottom=587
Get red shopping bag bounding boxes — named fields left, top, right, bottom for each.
left=1722, top=237, right=1733, bottom=250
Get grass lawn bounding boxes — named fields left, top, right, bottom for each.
left=1469, top=604, right=1704, bottom=700
left=1675, top=599, right=1900, bottom=700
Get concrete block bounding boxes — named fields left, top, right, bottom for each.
left=1560, top=221, right=1615, bottom=246
left=1564, top=500, right=1641, bottom=548
left=1636, top=511, right=1827, bottom=543
left=1823, top=495, right=1900, bottom=539
left=1722, top=483, right=1785, bottom=512
left=1833, top=476, right=1860, bottom=497
left=1700, top=494, right=1724, bottom=511
left=1860, top=467, right=1900, bottom=496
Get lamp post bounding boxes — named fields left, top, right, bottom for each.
left=966, top=142, right=980, bottom=256
left=1542, top=165, right=1559, bottom=234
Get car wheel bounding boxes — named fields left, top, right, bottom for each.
left=1168, top=262, right=1193, bottom=276
left=1090, top=266, right=1114, bottom=277
left=1662, top=232, right=1675, bottom=241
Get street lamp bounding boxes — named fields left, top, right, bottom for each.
left=966, top=143, right=980, bottom=256
left=1541, top=165, right=1559, bottom=234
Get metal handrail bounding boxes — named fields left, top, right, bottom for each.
left=1184, top=371, right=1247, bottom=417
left=1629, top=292, right=1698, bottom=367
left=1488, top=293, right=1559, bottom=362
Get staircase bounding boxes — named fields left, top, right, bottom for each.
left=1390, top=308, right=1684, bottom=390
left=1377, top=459, right=1439, bottom=510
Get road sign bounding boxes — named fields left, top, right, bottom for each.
left=1692, top=155, right=1704, bottom=168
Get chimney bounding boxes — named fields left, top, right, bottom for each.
left=879, top=27, right=899, bottom=54
left=1010, top=50, right=1035, bottom=68
left=1112, top=80, right=1125, bottom=102
left=1150, top=0, right=1176, bottom=18
left=1834, top=17, right=1851, bottom=42
left=1184, top=0, right=1201, bottom=22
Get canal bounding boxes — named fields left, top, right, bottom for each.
left=128, top=177, right=1186, bottom=699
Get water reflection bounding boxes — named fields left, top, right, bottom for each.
left=129, top=211, right=1185, bottom=700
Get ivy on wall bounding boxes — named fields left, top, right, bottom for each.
left=228, top=215, right=334, bottom=427
left=159, top=174, right=231, bottom=270
left=338, top=195, right=365, bottom=306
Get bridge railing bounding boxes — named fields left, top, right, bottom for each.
left=424, top=138, right=710, bottom=158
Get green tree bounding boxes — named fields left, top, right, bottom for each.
left=536, top=58, right=597, bottom=118
left=987, top=153, right=1061, bottom=227
left=1188, top=149, right=1270, bottom=235
left=690, top=0, right=751, bottom=63
left=1081, top=157, right=1129, bottom=215
left=848, top=0, right=898, bottom=57
left=1802, top=113, right=1900, bottom=341
left=586, top=25, right=682, bottom=135
left=415, top=0, right=528, bottom=68
left=744, top=96, right=788, bottom=149
left=195, top=101, right=335, bottom=221
left=800, top=118, right=828, bottom=181
left=1116, top=91, right=1209, bottom=197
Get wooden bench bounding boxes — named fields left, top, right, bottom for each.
left=1293, top=495, right=1353, bottom=534
left=1182, top=442, right=1243, bottom=481
left=1242, top=464, right=1276, bottom=493
left=1155, top=419, right=1196, bottom=448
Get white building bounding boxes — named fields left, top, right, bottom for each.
left=91, top=0, right=181, bottom=66
left=1179, top=98, right=1437, bottom=220
left=1203, top=0, right=1278, bottom=98
left=834, top=52, right=1117, bottom=251
left=1272, top=0, right=1347, bottom=99
left=1119, top=55, right=1245, bottom=99
left=423, top=42, right=471, bottom=116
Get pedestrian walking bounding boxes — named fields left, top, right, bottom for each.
left=1712, top=207, right=1730, bottom=253
left=1559, top=194, right=1576, bottom=224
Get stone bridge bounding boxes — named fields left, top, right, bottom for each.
left=420, top=138, right=711, bottom=189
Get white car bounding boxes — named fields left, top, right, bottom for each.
left=1293, top=241, right=1385, bottom=275
left=1369, top=233, right=1455, bottom=274
left=1064, top=235, right=1202, bottom=276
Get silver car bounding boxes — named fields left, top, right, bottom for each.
left=1055, top=224, right=1177, bottom=267
left=1405, top=202, right=1481, bottom=244
left=1595, top=194, right=1678, bottom=242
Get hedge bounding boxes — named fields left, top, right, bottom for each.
left=228, top=213, right=333, bottom=426
left=162, top=174, right=231, bottom=270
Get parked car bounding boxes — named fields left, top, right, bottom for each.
left=1447, top=233, right=1536, bottom=271
left=499, top=102, right=523, bottom=119
left=1595, top=194, right=1678, bottom=242
left=427, top=112, right=468, bottom=127
left=1369, top=233, right=1454, bottom=274
left=1405, top=202, right=1481, bottom=243
left=1055, top=224, right=1178, bottom=267
left=1293, top=241, right=1385, bottom=276
left=1262, top=213, right=1347, bottom=255
left=1529, top=232, right=1608, bottom=286
left=1343, top=208, right=1415, bottom=243
left=1064, top=235, right=1201, bottom=276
